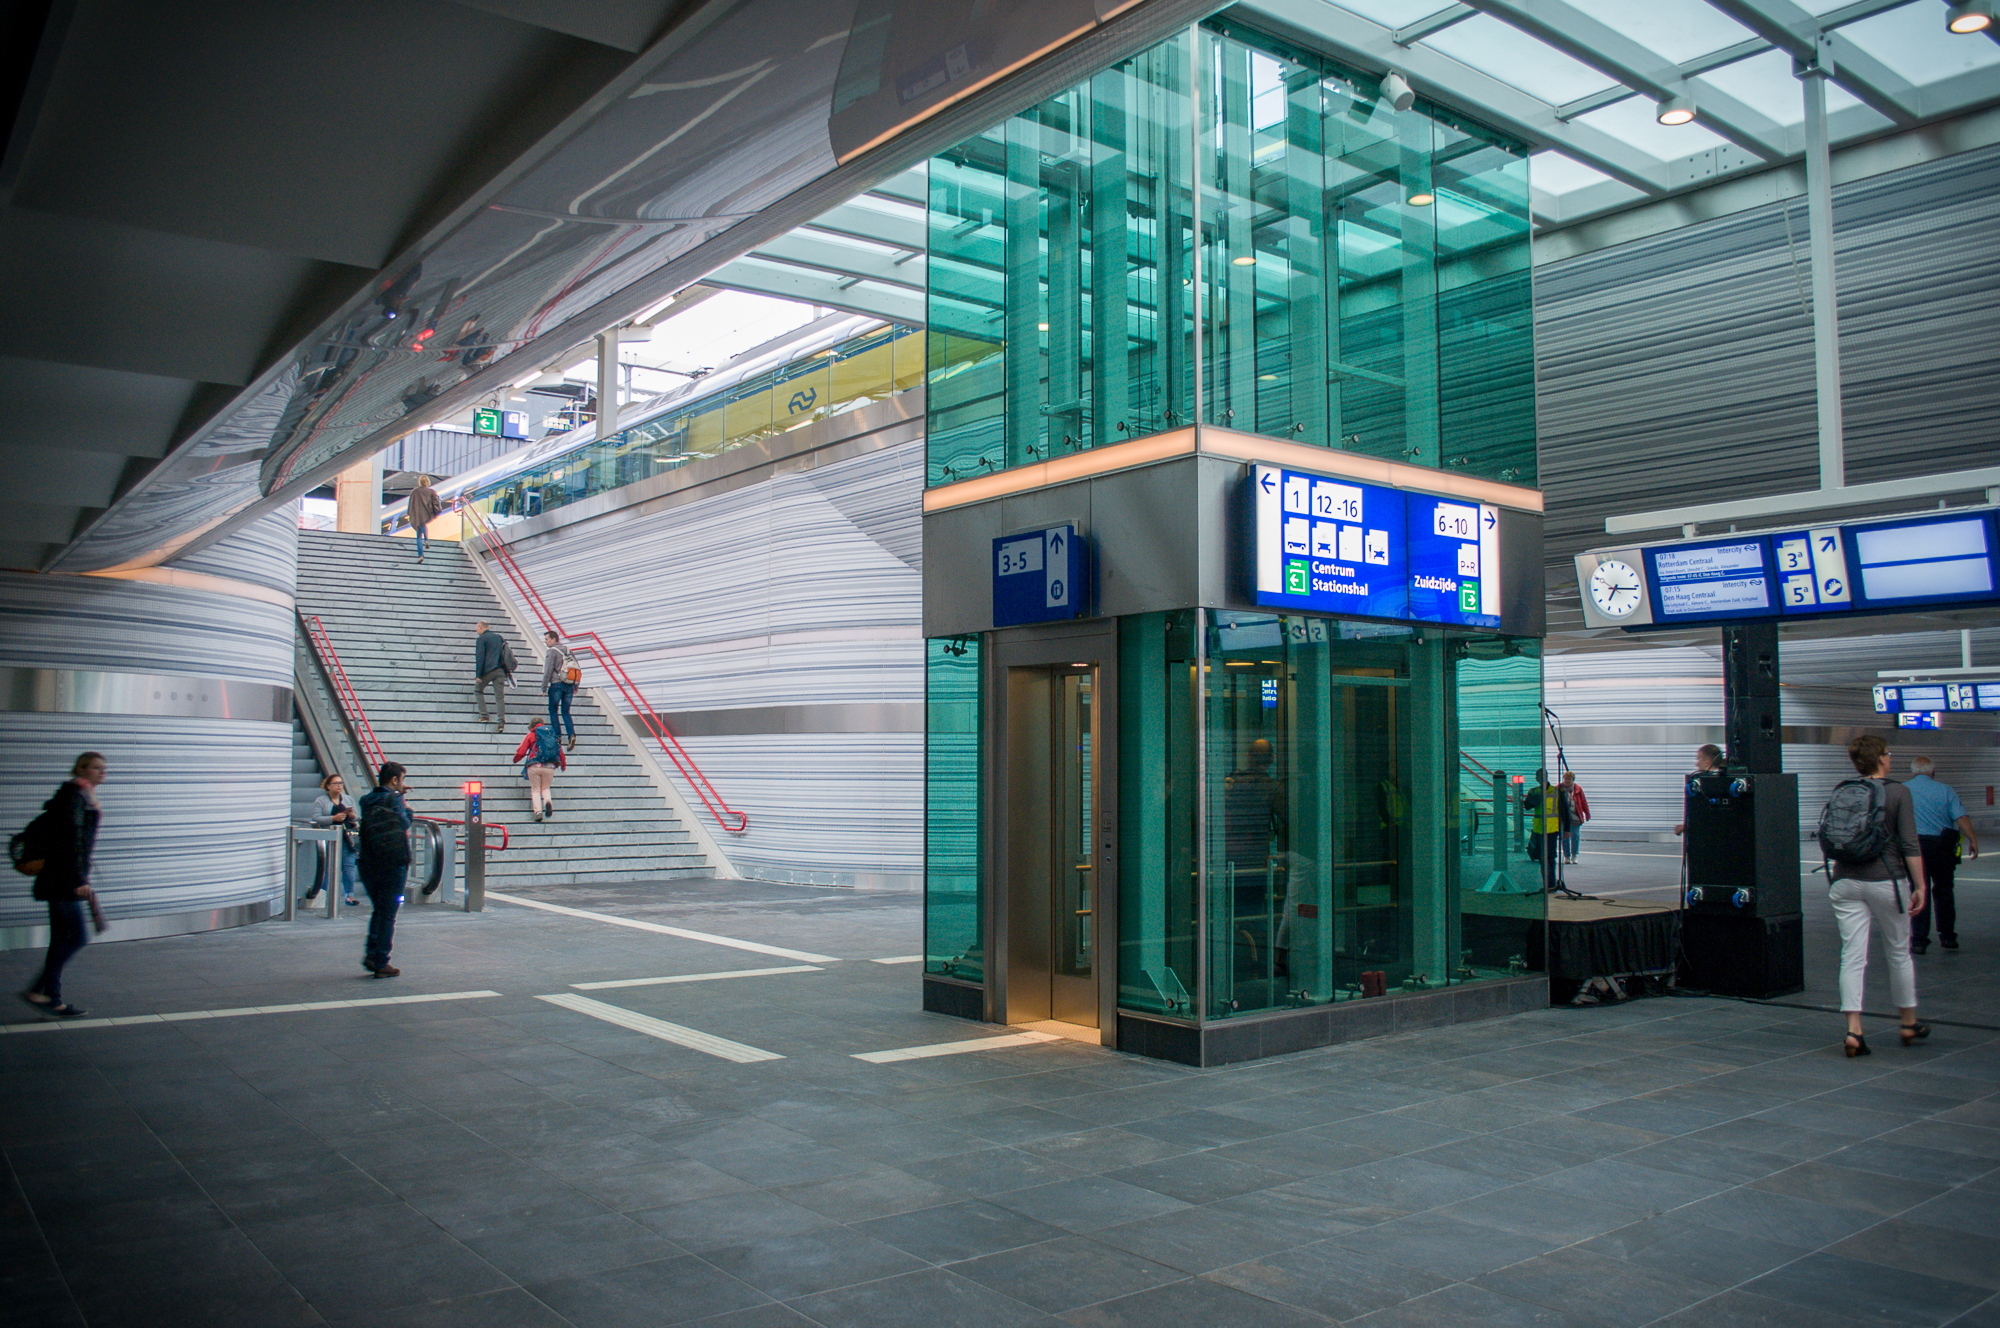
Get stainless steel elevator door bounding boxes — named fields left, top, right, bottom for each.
left=1005, top=665, right=1098, bottom=1029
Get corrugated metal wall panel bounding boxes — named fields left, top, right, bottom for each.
left=502, top=438, right=925, bottom=886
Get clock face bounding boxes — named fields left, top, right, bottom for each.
left=1589, top=559, right=1644, bottom=618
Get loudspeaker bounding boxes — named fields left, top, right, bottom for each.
left=1679, top=912, right=1803, bottom=998
left=1684, top=772, right=1801, bottom=916
left=1723, top=623, right=1782, bottom=775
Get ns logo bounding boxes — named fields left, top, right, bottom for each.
left=787, top=387, right=817, bottom=414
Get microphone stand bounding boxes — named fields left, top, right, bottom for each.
left=1543, top=705, right=1588, bottom=900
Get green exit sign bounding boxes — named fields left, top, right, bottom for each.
left=472, top=407, right=502, bottom=436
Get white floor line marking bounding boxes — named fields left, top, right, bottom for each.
left=871, top=955, right=925, bottom=965
left=853, top=1031, right=1063, bottom=1063
left=537, top=993, right=783, bottom=1062
left=487, top=891, right=839, bottom=964
left=572, top=965, right=820, bottom=990
left=2, top=990, right=502, bottom=1034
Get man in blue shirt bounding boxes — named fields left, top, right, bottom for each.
left=1905, top=756, right=1980, bottom=954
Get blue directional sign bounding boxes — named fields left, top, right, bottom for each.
left=1771, top=525, right=1853, bottom=614
left=992, top=524, right=1085, bottom=627
left=1945, top=681, right=2000, bottom=712
left=1897, top=711, right=1942, bottom=730
left=1874, top=683, right=1949, bottom=715
left=1407, top=494, right=1502, bottom=628
left=1252, top=465, right=1409, bottom=619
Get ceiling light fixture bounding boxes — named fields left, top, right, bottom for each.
left=1947, top=0, right=1993, bottom=31
left=1656, top=95, right=1696, bottom=126
left=1231, top=255, right=1257, bottom=266
left=1379, top=70, right=1415, bottom=113
left=1408, top=191, right=1435, bottom=206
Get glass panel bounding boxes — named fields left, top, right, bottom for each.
left=1117, top=611, right=1198, bottom=1016
left=1453, top=636, right=1546, bottom=977
left=1053, top=672, right=1095, bottom=1018
left=926, top=636, right=984, bottom=983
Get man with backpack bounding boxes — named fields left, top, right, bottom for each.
left=356, top=762, right=414, bottom=978
left=541, top=629, right=580, bottom=753
left=473, top=620, right=515, bottom=732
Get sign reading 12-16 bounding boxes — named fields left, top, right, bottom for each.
left=1251, top=463, right=1501, bottom=627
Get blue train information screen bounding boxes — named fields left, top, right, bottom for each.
left=1642, top=538, right=1778, bottom=624
left=1250, top=464, right=1506, bottom=628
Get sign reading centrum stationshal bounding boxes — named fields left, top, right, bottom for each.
left=1250, top=463, right=1506, bottom=629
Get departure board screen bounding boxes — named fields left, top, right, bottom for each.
left=1945, top=682, right=2000, bottom=712
left=1849, top=513, right=1999, bottom=608
left=1643, top=538, right=1778, bottom=623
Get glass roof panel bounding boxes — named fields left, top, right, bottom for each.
left=1571, top=95, right=1732, bottom=156
left=1838, top=4, right=2000, bottom=83
left=1421, top=14, right=1620, bottom=104
left=1528, top=151, right=1618, bottom=194
left=1330, top=0, right=1459, bottom=29
left=1698, top=48, right=1865, bottom=126
left=1565, top=0, right=1756, bottom=66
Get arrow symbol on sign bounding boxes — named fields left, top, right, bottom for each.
left=1818, top=535, right=1836, bottom=552
left=1049, top=531, right=1065, bottom=556
left=1484, top=510, right=1496, bottom=529
left=1260, top=473, right=1276, bottom=493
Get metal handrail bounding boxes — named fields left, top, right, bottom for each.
left=458, top=501, right=750, bottom=833
left=417, top=816, right=511, bottom=851
left=302, top=613, right=385, bottom=773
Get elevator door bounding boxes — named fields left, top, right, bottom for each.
left=1005, top=666, right=1098, bottom=1028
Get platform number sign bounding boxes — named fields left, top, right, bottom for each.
left=992, top=524, right=1086, bottom=627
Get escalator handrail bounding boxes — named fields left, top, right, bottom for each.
left=416, top=816, right=510, bottom=851
left=457, top=502, right=749, bottom=834
left=302, top=612, right=386, bottom=774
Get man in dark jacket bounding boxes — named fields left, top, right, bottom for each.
left=474, top=620, right=513, bottom=731
left=407, top=476, right=442, bottom=561
left=21, top=752, right=106, bottom=1017
left=356, top=762, right=413, bottom=978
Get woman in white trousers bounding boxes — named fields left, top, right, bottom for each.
left=1828, top=734, right=1929, bottom=1057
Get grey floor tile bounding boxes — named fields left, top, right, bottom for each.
left=528, top=1255, right=773, bottom=1328
left=1577, top=1213, right=1814, bottom=1289
left=1057, top=1273, right=1334, bottom=1327
left=349, top=1287, right=575, bottom=1328
left=1436, top=1182, right=1651, bottom=1246
left=954, top=1236, right=1184, bottom=1315
left=1205, top=1237, right=1453, bottom=1320
left=1753, top=1158, right=1953, bottom=1216
left=1102, top=1152, right=1290, bottom=1204
left=627, top=1190, right=834, bottom=1251
left=1014, top=1127, right=1190, bottom=1173
left=1824, top=1137, right=1996, bottom=1187
left=1675, top=1185, right=1883, bottom=1249
left=856, top=1197, right=1071, bottom=1262
left=986, top=1175, right=1190, bottom=1233
left=770, top=1165, right=961, bottom=1221
left=702, top=1226, right=931, bottom=1298
left=1342, top=1278, right=1613, bottom=1328
left=568, top=1158, right=750, bottom=1211
left=789, top=1266, right=1051, bottom=1328
left=460, top=1211, right=682, bottom=1284
left=906, top=1147, right=1087, bottom=1197
left=1744, top=1250, right=1992, bottom=1327
left=1830, top=1218, right=2000, bottom=1291
left=1089, top=1202, right=1323, bottom=1276
left=1327, top=1211, right=1557, bottom=1282
left=1284, top=1154, right=1510, bottom=1219
left=1471, top=1246, right=1708, bottom=1324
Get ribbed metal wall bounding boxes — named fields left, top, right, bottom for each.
left=1536, top=143, right=2000, bottom=631
left=0, top=511, right=295, bottom=935
left=502, top=440, right=925, bottom=888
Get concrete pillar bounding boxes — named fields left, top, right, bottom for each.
left=335, top=452, right=383, bottom=533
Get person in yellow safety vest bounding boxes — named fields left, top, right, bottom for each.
left=1524, top=767, right=1561, bottom=892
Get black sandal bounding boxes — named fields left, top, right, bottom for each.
left=1901, top=1022, right=1931, bottom=1046
left=1844, top=1031, right=1871, bottom=1057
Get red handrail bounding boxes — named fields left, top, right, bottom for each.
left=417, top=817, right=511, bottom=851
left=303, top=613, right=386, bottom=774
left=457, top=503, right=750, bottom=834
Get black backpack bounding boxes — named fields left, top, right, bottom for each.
left=8, top=809, right=56, bottom=876
left=1818, top=778, right=1891, bottom=866
left=358, top=797, right=411, bottom=867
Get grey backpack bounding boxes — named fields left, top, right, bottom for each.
left=1817, top=778, right=1890, bottom=866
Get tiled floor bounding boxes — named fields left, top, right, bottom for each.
left=3, top=868, right=1996, bottom=1327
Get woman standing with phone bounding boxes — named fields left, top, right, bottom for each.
left=306, top=773, right=360, bottom=908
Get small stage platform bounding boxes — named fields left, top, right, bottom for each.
left=1464, top=890, right=1681, bottom=1004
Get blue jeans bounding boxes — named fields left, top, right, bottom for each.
left=310, top=839, right=359, bottom=899
left=1562, top=826, right=1580, bottom=860
left=547, top=681, right=576, bottom=741
left=414, top=523, right=428, bottom=557
left=359, top=861, right=406, bottom=970
left=31, top=898, right=89, bottom=1002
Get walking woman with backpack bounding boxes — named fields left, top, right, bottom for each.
left=1821, top=734, right=1929, bottom=1057
left=17, top=752, right=107, bottom=1018
left=514, top=717, right=566, bottom=822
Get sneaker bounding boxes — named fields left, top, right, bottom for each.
left=1911, top=941, right=1929, bottom=955
left=1942, top=937, right=1960, bottom=950
left=372, top=964, right=400, bottom=979
left=344, top=897, right=359, bottom=907
left=47, top=1003, right=86, bottom=1018
left=544, top=802, right=554, bottom=820
left=533, top=809, right=543, bottom=822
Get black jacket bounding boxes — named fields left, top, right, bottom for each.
left=474, top=629, right=512, bottom=679
left=32, top=781, right=99, bottom=902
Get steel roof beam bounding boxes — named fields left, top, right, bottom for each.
left=743, top=230, right=928, bottom=293
left=703, top=255, right=925, bottom=326
left=1392, top=4, right=1477, bottom=44
left=1699, top=0, right=1919, bottom=124
left=1238, top=0, right=1671, bottom=193
left=1468, top=0, right=1789, bottom=159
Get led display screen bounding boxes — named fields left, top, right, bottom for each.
left=1849, top=513, right=1999, bottom=608
left=1643, top=538, right=1778, bottom=623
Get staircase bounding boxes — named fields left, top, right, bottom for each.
left=289, top=711, right=324, bottom=823
left=294, top=530, right=711, bottom=885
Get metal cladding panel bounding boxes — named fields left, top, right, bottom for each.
left=0, top=572, right=294, bottom=690
left=500, top=438, right=924, bottom=884
left=164, top=507, right=300, bottom=599
left=1536, top=143, right=2000, bottom=629
left=0, top=714, right=288, bottom=929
